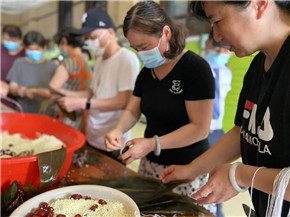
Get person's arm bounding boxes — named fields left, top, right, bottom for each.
left=158, top=99, right=213, bottom=150
left=89, top=90, right=132, bottom=112
left=119, top=98, right=215, bottom=165
left=8, top=81, right=25, bottom=98
left=49, top=64, right=69, bottom=90
left=236, top=165, right=290, bottom=202
left=8, top=81, right=21, bottom=97
left=105, top=95, right=142, bottom=151
left=0, top=81, right=9, bottom=98
left=49, top=64, right=90, bottom=98
left=58, top=90, right=132, bottom=113
left=190, top=159, right=290, bottom=204
left=160, top=125, right=241, bottom=183
left=114, top=95, right=142, bottom=132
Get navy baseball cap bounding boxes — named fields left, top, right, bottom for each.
left=71, top=8, right=116, bottom=35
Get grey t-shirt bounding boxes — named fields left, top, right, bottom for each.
left=7, top=57, right=57, bottom=113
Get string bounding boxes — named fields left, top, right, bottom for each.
left=265, top=194, right=271, bottom=216
left=248, top=166, right=265, bottom=217
left=266, top=167, right=290, bottom=216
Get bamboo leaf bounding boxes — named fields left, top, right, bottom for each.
left=39, top=98, right=59, bottom=114
left=1, top=181, right=19, bottom=212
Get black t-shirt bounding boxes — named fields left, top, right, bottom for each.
left=235, top=35, right=290, bottom=217
left=133, top=51, right=215, bottom=165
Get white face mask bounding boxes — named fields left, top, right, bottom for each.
left=86, top=30, right=110, bottom=56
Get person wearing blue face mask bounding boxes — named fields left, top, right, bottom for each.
left=6, top=31, right=57, bottom=114
left=204, top=34, right=233, bottom=217
left=1, top=25, right=26, bottom=111
left=105, top=1, right=217, bottom=215
left=1, top=25, right=25, bottom=82
left=204, top=35, right=232, bottom=147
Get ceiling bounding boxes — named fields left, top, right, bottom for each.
left=1, top=0, right=49, bottom=14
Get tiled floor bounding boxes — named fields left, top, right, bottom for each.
left=127, top=121, right=251, bottom=217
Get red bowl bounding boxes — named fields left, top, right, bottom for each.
left=1, top=113, right=85, bottom=192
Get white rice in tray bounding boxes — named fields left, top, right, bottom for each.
left=0, top=131, right=65, bottom=158
left=28, top=195, right=132, bottom=217
left=48, top=197, right=130, bottom=217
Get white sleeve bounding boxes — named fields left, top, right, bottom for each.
left=117, top=49, right=140, bottom=92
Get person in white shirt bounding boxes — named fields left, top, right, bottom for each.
left=57, top=8, right=140, bottom=158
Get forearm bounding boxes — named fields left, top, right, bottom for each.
left=159, top=123, right=209, bottom=150
left=115, top=109, right=140, bottom=134
left=237, top=165, right=290, bottom=201
left=90, top=97, right=127, bottom=112
left=188, top=126, right=241, bottom=179
left=8, top=82, right=20, bottom=96
left=90, top=91, right=131, bottom=112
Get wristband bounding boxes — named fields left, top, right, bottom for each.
left=153, top=135, right=161, bottom=156
left=229, top=162, right=249, bottom=192
left=86, top=98, right=91, bottom=110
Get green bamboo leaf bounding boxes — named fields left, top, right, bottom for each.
left=30, top=84, right=64, bottom=96
left=62, top=176, right=211, bottom=215
left=39, top=98, right=59, bottom=114
left=1, top=181, right=19, bottom=212
left=57, top=103, right=77, bottom=121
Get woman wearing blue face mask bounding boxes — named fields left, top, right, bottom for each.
left=105, top=1, right=217, bottom=215
left=6, top=31, right=57, bottom=114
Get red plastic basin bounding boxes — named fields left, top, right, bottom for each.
left=1, top=113, right=85, bottom=192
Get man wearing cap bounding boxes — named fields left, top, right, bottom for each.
left=57, top=8, right=140, bottom=158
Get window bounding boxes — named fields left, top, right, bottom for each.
left=85, top=1, right=107, bottom=11
left=160, top=1, right=210, bottom=35
left=59, top=1, right=72, bottom=29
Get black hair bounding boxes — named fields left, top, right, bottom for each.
left=53, top=27, right=84, bottom=48
left=81, top=48, right=92, bottom=60
left=2, top=25, right=22, bottom=39
left=123, top=1, right=188, bottom=59
left=190, top=1, right=290, bottom=20
left=23, top=31, right=46, bottom=47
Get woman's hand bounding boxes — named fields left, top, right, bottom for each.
left=119, top=137, right=156, bottom=164
left=160, top=164, right=193, bottom=183
left=57, top=97, right=85, bottom=112
left=17, top=86, right=27, bottom=98
left=0, top=81, right=9, bottom=98
left=191, top=164, right=239, bottom=204
left=105, top=128, right=123, bottom=151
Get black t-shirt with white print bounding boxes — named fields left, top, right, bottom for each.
left=235, top=35, right=290, bottom=217
left=133, top=51, right=215, bottom=165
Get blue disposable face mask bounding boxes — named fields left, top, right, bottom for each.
left=61, top=51, right=68, bottom=58
left=206, top=50, right=230, bottom=68
left=26, top=50, right=43, bottom=62
left=137, top=37, right=166, bottom=68
left=3, top=40, right=19, bottom=51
